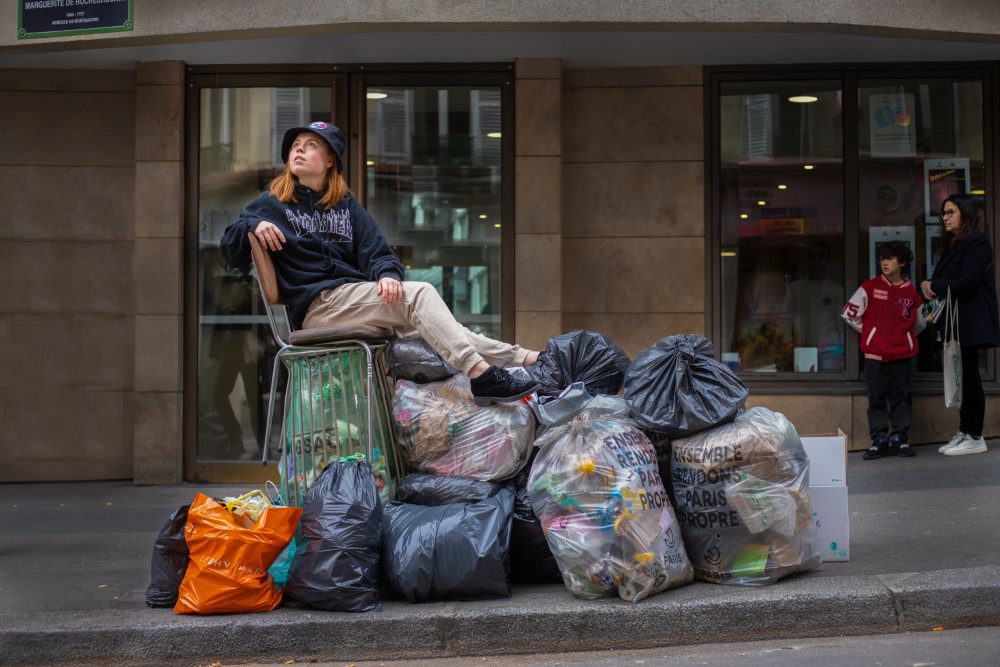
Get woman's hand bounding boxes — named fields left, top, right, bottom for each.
left=378, top=277, right=403, bottom=306
left=254, top=221, right=286, bottom=251
left=920, top=280, right=937, bottom=300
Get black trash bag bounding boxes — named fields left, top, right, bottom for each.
left=145, top=504, right=190, bottom=608
left=395, top=473, right=504, bottom=506
left=382, top=486, right=514, bottom=602
left=284, top=458, right=383, bottom=612
left=624, top=334, right=749, bottom=437
left=386, top=336, right=459, bottom=384
left=527, top=330, right=631, bottom=397
left=509, top=451, right=563, bottom=584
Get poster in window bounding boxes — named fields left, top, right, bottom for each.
left=869, top=226, right=916, bottom=280
left=926, top=224, right=947, bottom=279
left=869, top=93, right=915, bottom=158
left=924, top=158, right=969, bottom=221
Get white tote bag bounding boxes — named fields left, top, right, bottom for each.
left=943, top=288, right=962, bottom=409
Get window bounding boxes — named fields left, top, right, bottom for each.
left=364, top=85, right=504, bottom=338
left=186, top=69, right=512, bottom=480
left=710, top=66, right=992, bottom=383
left=717, top=79, right=846, bottom=375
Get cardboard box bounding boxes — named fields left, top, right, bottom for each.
left=809, top=484, right=850, bottom=561
left=801, top=431, right=848, bottom=486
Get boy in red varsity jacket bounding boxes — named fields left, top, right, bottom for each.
left=842, top=241, right=926, bottom=460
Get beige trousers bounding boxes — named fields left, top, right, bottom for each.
left=302, top=281, right=530, bottom=374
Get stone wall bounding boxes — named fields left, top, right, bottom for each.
left=0, top=68, right=136, bottom=481
left=560, top=65, right=706, bottom=354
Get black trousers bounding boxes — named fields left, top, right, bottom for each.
left=865, top=358, right=913, bottom=441
left=959, top=346, right=985, bottom=438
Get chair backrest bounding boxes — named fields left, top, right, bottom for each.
left=245, top=231, right=394, bottom=345
left=247, top=232, right=281, bottom=305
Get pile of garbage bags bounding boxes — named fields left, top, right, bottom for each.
left=146, top=330, right=823, bottom=616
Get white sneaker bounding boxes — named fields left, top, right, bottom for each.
left=943, top=436, right=987, bottom=456
left=939, top=432, right=967, bottom=453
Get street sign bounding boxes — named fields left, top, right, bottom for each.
left=18, top=0, right=132, bottom=40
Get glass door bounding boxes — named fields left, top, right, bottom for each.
left=363, top=83, right=505, bottom=338
left=191, top=82, right=334, bottom=482
left=185, top=69, right=513, bottom=483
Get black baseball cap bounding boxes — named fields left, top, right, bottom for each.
left=280, top=121, right=346, bottom=172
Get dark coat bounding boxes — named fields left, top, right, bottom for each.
left=220, top=185, right=404, bottom=329
left=930, top=231, right=1000, bottom=349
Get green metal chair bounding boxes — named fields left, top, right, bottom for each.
left=247, top=232, right=402, bottom=507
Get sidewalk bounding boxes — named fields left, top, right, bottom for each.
left=1, top=441, right=998, bottom=666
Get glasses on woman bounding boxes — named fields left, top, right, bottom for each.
left=942, top=209, right=958, bottom=218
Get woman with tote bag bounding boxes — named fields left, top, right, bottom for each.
left=920, top=194, right=1000, bottom=456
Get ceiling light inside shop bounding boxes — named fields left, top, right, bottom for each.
left=803, top=165, right=815, bottom=170
left=971, top=189, right=986, bottom=195
left=487, top=132, right=502, bottom=138
left=493, top=223, right=502, bottom=229
left=721, top=251, right=737, bottom=257
left=757, top=200, right=766, bottom=206
left=366, top=92, right=388, bottom=99
left=739, top=213, right=749, bottom=219
left=366, top=160, right=374, bottom=166
left=479, top=214, right=488, bottom=219
left=777, top=184, right=787, bottom=190
left=788, top=95, right=818, bottom=103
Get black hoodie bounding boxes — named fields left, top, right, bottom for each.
left=220, top=183, right=405, bottom=329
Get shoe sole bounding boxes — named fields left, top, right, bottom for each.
left=473, top=384, right=540, bottom=406
left=939, top=439, right=966, bottom=453
left=943, top=444, right=987, bottom=456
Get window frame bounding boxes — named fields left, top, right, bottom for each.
left=706, top=62, right=998, bottom=394
left=182, top=64, right=515, bottom=482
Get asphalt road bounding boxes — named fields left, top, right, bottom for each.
left=231, top=626, right=1000, bottom=667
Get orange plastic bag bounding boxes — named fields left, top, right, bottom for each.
left=174, top=492, right=301, bottom=615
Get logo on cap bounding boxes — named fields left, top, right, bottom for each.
left=309, top=122, right=329, bottom=130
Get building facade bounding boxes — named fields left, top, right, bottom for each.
left=3, top=1, right=1000, bottom=484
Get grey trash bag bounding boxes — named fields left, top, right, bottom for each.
left=284, top=457, right=383, bottom=612
left=386, top=336, right=459, bottom=383
left=527, top=330, right=631, bottom=397
left=381, top=478, right=514, bottom=602
left=509, top=451, right=563, bottom=584
left=145, top=504, right=190, bottom=608
left=395, top=472, right=504, bottom=506
left=624, top=334, right=749, bottom=437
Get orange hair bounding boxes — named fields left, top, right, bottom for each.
left=267, top=162, right=350, bottom=210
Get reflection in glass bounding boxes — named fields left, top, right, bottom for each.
left=197, top=87, right=330, bottom=461
left=365, top=86, right=503, bottom=338
left=858, top=78, right=985, bottom=373
left=719, top=81, right=846, bottom=373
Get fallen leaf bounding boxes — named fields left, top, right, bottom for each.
left=98, top=584, right=108, bottom=589
left=933, top=626, right=944, bottom=631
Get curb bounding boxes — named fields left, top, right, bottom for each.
left=3, top=565, right=999, bottom=666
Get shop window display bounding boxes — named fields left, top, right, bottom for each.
left=718, top=80, right=846, bottom=374
left=715, top=72, right=988, bottom=379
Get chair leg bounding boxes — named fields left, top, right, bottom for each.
left=260, top=348, right=286, bottom=465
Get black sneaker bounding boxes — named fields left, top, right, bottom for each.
left=892, top=435, right=915, bottom=457
left=863, top=438, right=887, bottom=460
left=470, top=365, right=540, bottom=406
